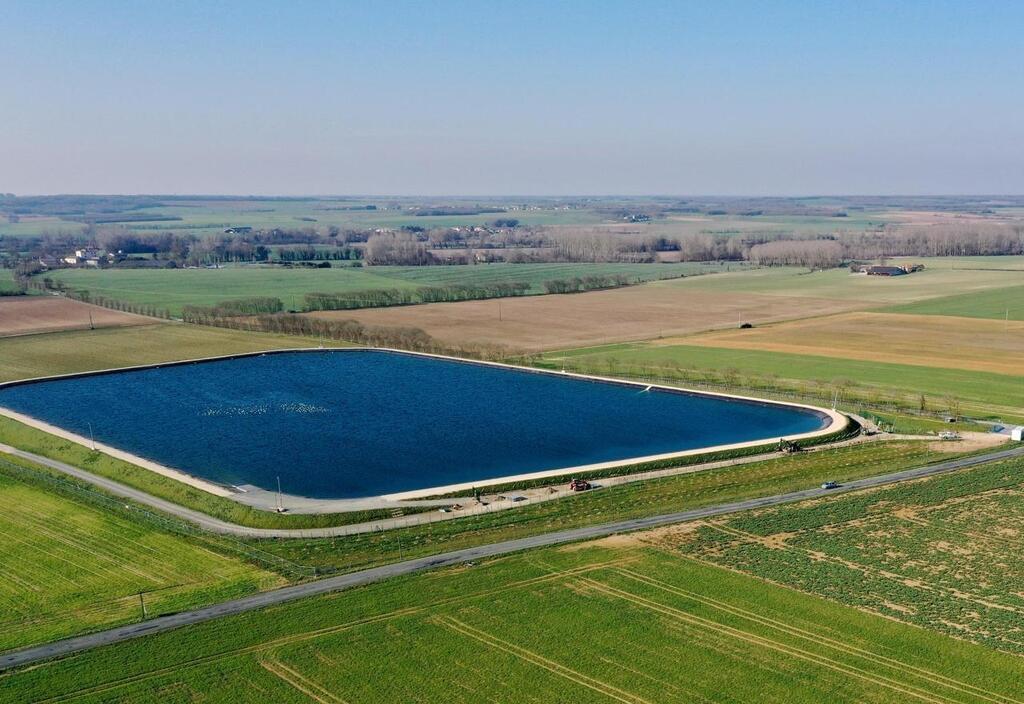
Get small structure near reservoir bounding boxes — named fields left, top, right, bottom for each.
left=1012, top=426, right=1024, bottom=442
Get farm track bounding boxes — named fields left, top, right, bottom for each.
left=3, top=444, right=1024, bottom=673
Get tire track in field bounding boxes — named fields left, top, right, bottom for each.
left=23, top=560, right=634, bottom=703
left=615, top=568, right=1023, bottom=704
left=576, top=578, right=959, bottom=704
left=434, top=616, right=653, bottom=704
left=260, top=657, right=349, bottom=704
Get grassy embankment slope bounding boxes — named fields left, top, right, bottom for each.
left=252, top=441, right=958, bottom=573
left=0, top=459, right=284, bottom=653
left=44, top=262, right=710, bottom=316
left=4, top=539, right=1023, bottom=703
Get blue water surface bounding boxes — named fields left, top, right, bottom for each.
left=0, top=351, right=828, bottom=498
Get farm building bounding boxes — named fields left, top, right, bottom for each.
left=1012, top=426, right=1024, bottom=442
left=851, top=263, right=926, bottom=276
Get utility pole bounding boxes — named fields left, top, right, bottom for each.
left=88, top=310, right=95, bottom=330
left=276, top=476, right=284, bottom=513
left=139, top=592, right=147, bottom=620
left=498, top=300, right=502, bottom=322
left=88, top=422, right=96, bottom=451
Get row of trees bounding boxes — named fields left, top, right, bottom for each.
left=304, top=281, right=533, bottom=311
left=277, top=247, right=362, bottom=262
left=187, top=309, right=516, bottom=361
left=181, top=297, right=283, bottom=322
left=747, top=240, right=845, bottom=269
left=542, top=274, right=633, bottom=294
left=363, top=232, right=433, bottom=265
left=60, top=288, right=173, bottom=318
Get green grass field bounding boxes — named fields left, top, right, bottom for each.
left=681, top=455, right=1024, bottom=656
left=544, top=342, right=1024, bottom=421
left=44, top=262, right=711, bottom=315
left=0, top=459, right=284, bottom=652
left=0, top=324, right=342, bottom=383
left=0, top=269, right=22, bottom=294
left=886, top=283, right=1024, bottom=321
left=658, top=259, right=1024, bottom=304
left=4, top=540, right=1023, bottom=703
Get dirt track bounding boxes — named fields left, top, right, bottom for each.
left=0, top=297, right=152, bottom=337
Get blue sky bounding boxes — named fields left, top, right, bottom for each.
left=2, top=1, right=1023, bottom=195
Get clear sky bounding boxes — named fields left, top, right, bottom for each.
left=2, top=1, right=1023, bottom=196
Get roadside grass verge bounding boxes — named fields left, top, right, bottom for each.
left=4, top=541, right=1023, bottom=703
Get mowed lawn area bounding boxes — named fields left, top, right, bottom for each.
left=544, top=340, right=1024, bottom=421
left=679, top=455, right=1024, bottom=656
left=0, top=461, right=284, bottom=652
left=676, top=311, right=1024, bottom=376
left=44, top=263, right=705, bottom=315
left=4, top=542, right=1023, bottom=703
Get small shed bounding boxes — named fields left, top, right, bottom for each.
left=1011, top=426, right=1024, bottom=442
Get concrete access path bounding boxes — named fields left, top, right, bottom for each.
left=2, top=442, right=1023, bottom=673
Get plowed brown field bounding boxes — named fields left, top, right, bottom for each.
left=0, top=297, right=152, bottom=337
left=305, top=285, right=864, bottom=350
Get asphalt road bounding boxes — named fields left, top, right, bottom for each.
left=2, top=442, right=1022, bottom=673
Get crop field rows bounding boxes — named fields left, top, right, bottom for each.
left=0, top=468, right=284, bottom=652
left=6, top=546, right=1024, bottom=703
left=675, top=457, right=1024, bottom=656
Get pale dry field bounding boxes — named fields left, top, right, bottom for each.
left=306, top=285, right=865, bottom=350
left=0, top=297, right=151, bottom=337
left=677, top=311, right=1024, bottom=375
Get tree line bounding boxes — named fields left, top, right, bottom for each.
left=181, top=297, right=283, bottom=322
left=303, top=281, right=533, bottom=311
left=542, top=274, right=633, bottom=294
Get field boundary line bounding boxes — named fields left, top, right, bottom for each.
left=260, top=657, right=349, bottom=704
left=435, top=616, right=652, bottom=704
